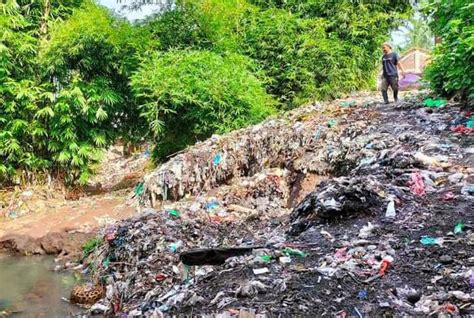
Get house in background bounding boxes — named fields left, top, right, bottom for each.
left=398, top=47, right=431, bottom=90
left=399, top=47, right=431, bottom=75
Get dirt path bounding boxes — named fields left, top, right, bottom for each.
left=0, top=192, right=136, bottom=257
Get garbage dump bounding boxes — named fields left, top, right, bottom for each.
left=80, top=93, right=473, bottom=317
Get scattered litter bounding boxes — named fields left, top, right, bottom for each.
left=423, top=98, right=447, bottom=108
left=454, top=223, right=464, bottom=234
left=279, top=256, right=291, bottom=264
left=253, top=268, right=269, bottom=275
left=77, top=94, right=473, bottom=317
left=282, top=248, right=307, bottom=258
left=409, top=172, right=426, bottom=196
left=357, top=290, right=368, bottom=300
left=385, top=200, right=396, bottom=218
left=420, top=236, right=444, bottom=246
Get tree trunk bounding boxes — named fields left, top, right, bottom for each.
left=40, top=0, right=51, bottom=35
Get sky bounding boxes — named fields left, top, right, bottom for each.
left=98, top=0, right=161, bottom=20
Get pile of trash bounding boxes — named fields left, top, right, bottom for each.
left=140, top=101, right=363, bottom=204
left=80, top=93, right=473, bottom=317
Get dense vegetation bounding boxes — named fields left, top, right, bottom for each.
left=1, top=0, right=415, bottom=185
left=424, top=0, right=473, bottom=100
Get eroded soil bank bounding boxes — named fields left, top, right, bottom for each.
left=0, top=146, right=149, bottom=259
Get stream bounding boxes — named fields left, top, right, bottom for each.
left=0, top=254, right=81, bottom=317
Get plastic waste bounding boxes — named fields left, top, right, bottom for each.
left=399, top=72, right=421, bottom=89
left=282, top=248, right=307, bottom=257
left=409, top=172, right=426, bottom=196
left=213, top=153, right=222, bottom=166
left=454, top=223, right=464, bottom=234
left=357, top=289, right=368, bottom=300
left=359, top=222, right=375, bottom=239
left=279, top=256, right=291, bottom=264
left=168, top=240, right=183, bottom=253
left=385, top=200, right=396, bottom=218
left=461, top=185, right=474, bottom=195
left=451, top=125, right=474, bottom=134
left=441, top=192, right=455, bottom=201
left=253, top=267, right=269, bottom=275
left=440, top=303, right=457, bottom=314
left=420, top=235, right=444, bottom=246
left=335, top=310, right=348, bottom=318
left=134, top=182, right=144, bottom=196
left=423, top=98, right=447, bottom=108
left=8, top=210, right=18, bottom=218
left=353, top=306, right=364, bottom=318
left=259, top=255, right=272, bottom=262
left=340, top=101, right=356, bottom=108
left=167, top=209, right=180, bottom=218
left=470, top=274, right=474, bottom=288
left=205, top=201, right=219, bottom=210
left=328, top=119, right=338, bottom=128
left=414, top=152, right=450, bottom=168
left=379, top=257, right=393, bottom=276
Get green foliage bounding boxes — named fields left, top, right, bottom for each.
left=142, top=9, right=211, bottom=50
left=131, top=50, right=276, bottom=158
left=0, top=1, right=149, bottom=185
left=402, top=16, right=434, bottom=50
left=423, top=0, right=473, bottom=99
left=244, top=0, right=412, bottom=105
left=1, top=0, right=416, bottom=185
left=83, top=237, right=101, bottom=258
left=239, top=9, right=363, bottom=107
left=151, top=0, right=411, bottom=108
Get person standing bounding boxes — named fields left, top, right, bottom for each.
left=381, top=42, right=405, bottom=104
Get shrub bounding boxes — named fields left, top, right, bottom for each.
left=0, top=1, right=150, bottom=185
left=131, top=50, right=276, bottom=159
left=423, top=0, right=473, bottom=99
left=239, top=9, right=356, bottom=108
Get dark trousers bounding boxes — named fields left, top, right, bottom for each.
left=381, top=75, right=399, bottom=103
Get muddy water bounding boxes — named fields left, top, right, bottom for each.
left=0, top=254, right=81, bottom=317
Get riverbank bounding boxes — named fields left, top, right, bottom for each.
left=0, top=146, right=149, bottom=259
